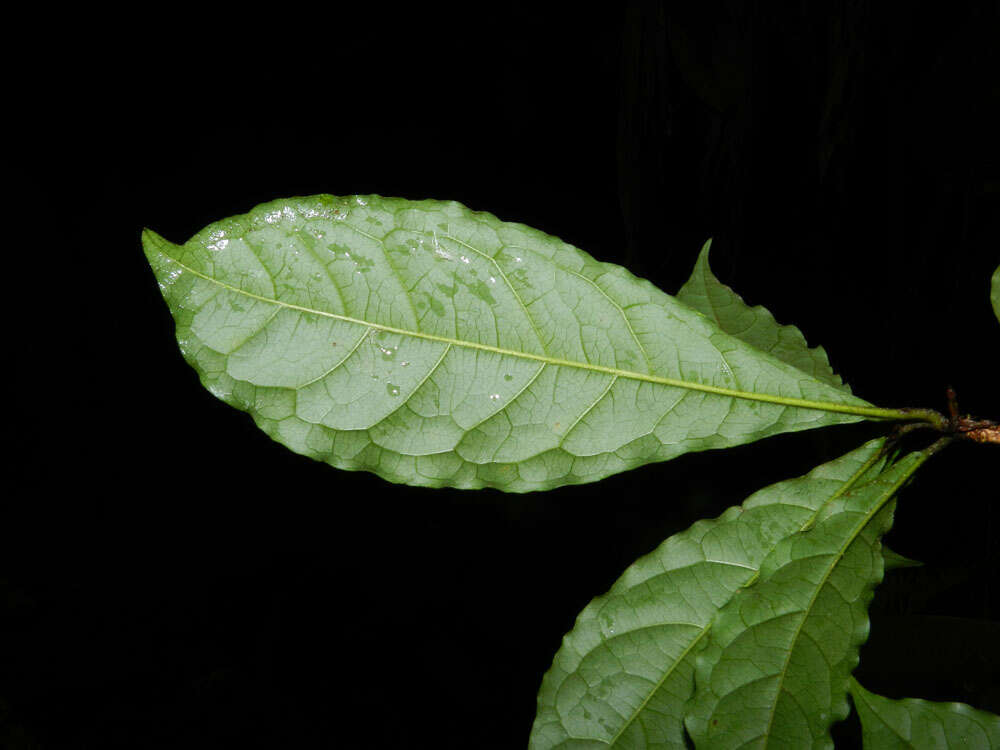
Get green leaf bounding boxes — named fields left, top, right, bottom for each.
left=849, top=677, right=1000, bottom=749
left=992, top=263, right=999, bottom=326
left=677, top=240, right=849, bottom=391
left=143, top=195, right=899, bottom=492
left=685, top=449, right=929, bottom=749
left=528, top=439, right=888, bottom=749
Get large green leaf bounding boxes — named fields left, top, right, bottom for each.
left=992, top=263, right=999, bottom=326
left=685, top=450, right=928, bottom=749
left=849, top=677, right=1000, bottom=749
left=528, top=439, right=889, bottom=748
left=677, top=240, right=849, bottom=391
left=143, top=195, right=902, bottom=492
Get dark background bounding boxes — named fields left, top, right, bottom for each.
left=10, top=3, right=1000, bottom=747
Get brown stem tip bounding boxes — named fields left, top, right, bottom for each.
left=957, top=419, right=1000, bottom=445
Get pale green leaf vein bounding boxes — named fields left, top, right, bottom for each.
left=154, top=249, right=910, bottom=421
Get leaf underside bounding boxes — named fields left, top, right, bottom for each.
left=143, top=195, right=874, bottom=492
left=684, top=451, right=924, bottom=750
left=528, top=439, right=889, bottom=749
left=850, top=678, right=1000, bottom=749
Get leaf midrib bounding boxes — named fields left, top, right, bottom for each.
left=153, top=243, right=901, bottom=420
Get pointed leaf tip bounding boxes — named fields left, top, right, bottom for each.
left=141, top=227, right=168, bottom=250
left=882, top=545, right=923, bottom=570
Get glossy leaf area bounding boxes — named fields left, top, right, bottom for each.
left=144, top=195, right=894, bottom=492
left=850, top=678, right=1000, bottom=749
left=685, top=449, right=927, bottom=749
left=529, top=439, right=890, bottom=748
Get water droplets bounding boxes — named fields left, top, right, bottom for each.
left=489, top=393, right=501, bottom=402
left=386, top=383, right=400, bottom=397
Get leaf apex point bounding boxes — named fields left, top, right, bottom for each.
left=141, top=228, right=179, bottom=255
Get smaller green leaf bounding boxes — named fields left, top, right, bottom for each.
left=677, top=240, right=849, bottom=391
left=991, top=263, right=999, bottom=326
left=881, top=546, right=923, bottom=570
left=685, top=450, right=929, bottom=750
left=850, top=677, right=1000, bottom=749
left=529, top=439, right=888, bottom=749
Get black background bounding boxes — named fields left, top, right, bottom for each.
left=10, top=3, right=1000, bottom=748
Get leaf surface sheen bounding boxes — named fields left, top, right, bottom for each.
left=143, top=195, right=877, bottom=492
left=849, top=678, right=1000, bottom=749
left=684, top=450, right=927, bottom=749
left=528, top=439, right=888, bottom=749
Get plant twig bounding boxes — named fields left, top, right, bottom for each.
left=941, top=386, right=999, bottom=445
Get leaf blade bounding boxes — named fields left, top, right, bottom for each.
left=144, top=195, right=887, bottom=492
left=528, top=439, right=889, bottom=748
left=850, top=678, right=1000, bottom=749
